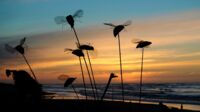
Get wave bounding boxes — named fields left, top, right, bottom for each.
left=43, top=83, right=200, bottom=105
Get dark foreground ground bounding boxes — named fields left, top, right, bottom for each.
left=0, top=83, right=199, bottom=112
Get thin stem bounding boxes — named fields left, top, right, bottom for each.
left=71, top=85, right=79, bottom=100
left=79, top=57, right=87, bottom=100
left=139, top=48, right=144, bottom=103
left=72, top=27, right=81, bottom=45
left=83, top=56, right=96, bottom=100
left=117, top=34, right=124, bottom=102
left=72, top=27, right=96, bottom=99
left=22, top=54, right=37, bottom=82
left=101, top=76, right=112, bottom=100
left=86, top=51, right=98, bottom=100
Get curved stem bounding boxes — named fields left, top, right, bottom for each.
left=79, top=57, right=87, bottom=100
left=101, top=75, right=113, bottom=100
left=22, top=54, right=38, bottom=82
left=117, top=34, right=124, bottom=102
left=86, top=51, right=98, bottom=100
left=139, top=48, right=144, bottom=103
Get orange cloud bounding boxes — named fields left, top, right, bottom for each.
left=1, top=10, right=200, bottom=83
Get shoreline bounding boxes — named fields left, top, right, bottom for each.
left=50, top=94, right=200, bottom=111
left=1, top=82, right=199, bottom=112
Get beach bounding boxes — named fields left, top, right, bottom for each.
left=43, top=83, right=200, bottom=111
left=1, top=82, right=200, bottom=112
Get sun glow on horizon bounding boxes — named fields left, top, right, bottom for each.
left=0, top=1, right=200, bottom=84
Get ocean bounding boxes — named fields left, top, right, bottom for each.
left=43, top=83, right=200, bottom=111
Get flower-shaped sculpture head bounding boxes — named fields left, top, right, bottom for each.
left=77, top=43, right=94, bottom=51
left=110, top=73, right=118, bottom=79
left=55, top=9, right=83, bottom=28
left=64, top=77, right=77, bottom=88
left=135, top=40, right=152, bottom=48
left=64, top=48, right=84, bottom=57
left=5, top=37, right=26, bottom=55
left=104, top=20, right=131, bottom=37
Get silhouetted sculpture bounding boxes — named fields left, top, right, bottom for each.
left=56, top=10, right=97, bottom=100
left=104, top=21, right=131, bottom=37
left=5, top=37, right=38, bottom=81
left=78, top=43, right=94, bottom=50
left=65, top=48, right=96, bottom=100
left=113, top=25, right=126, bottom=37
left=5, top=69, right=42, bottom=104
left=78, top=43, right=99, bottom=99
left=104, top=21, right=131, bottom=102
left=54, top=9, right=83, bottom=44
left=66, top=15, right=75, bottom=28
left=134, top=40, right=152, bottom=103
left=136, top=41, right=152, bottom=48
left=101, top=73, right=117, bottom=100
left=64, top=77, right=79, bottom=99
left=72, top=49, right=84, bottom=57
left=65, top=48, right=88, bottom=100
left=64, top=77, right=76, bottom=87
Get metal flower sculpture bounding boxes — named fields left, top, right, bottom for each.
left=134, top=40, right=152, bottom=103
left=77, top=43, right=99, bottom=99
left=101, top=73, right=118, bottom=100
left=5, top=37, right=38, bottom=81
left=104, top=20, right=131, bottom=101
left=64, top=48, right=87, bottom=99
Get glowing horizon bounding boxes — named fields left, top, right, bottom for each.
left=0, top=0, right=200, bottom=84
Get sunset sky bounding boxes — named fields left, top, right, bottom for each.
left=0, top=0, right=200, bottom=84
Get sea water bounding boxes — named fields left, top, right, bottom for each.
left=43, top=83, right=200, bottom=111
